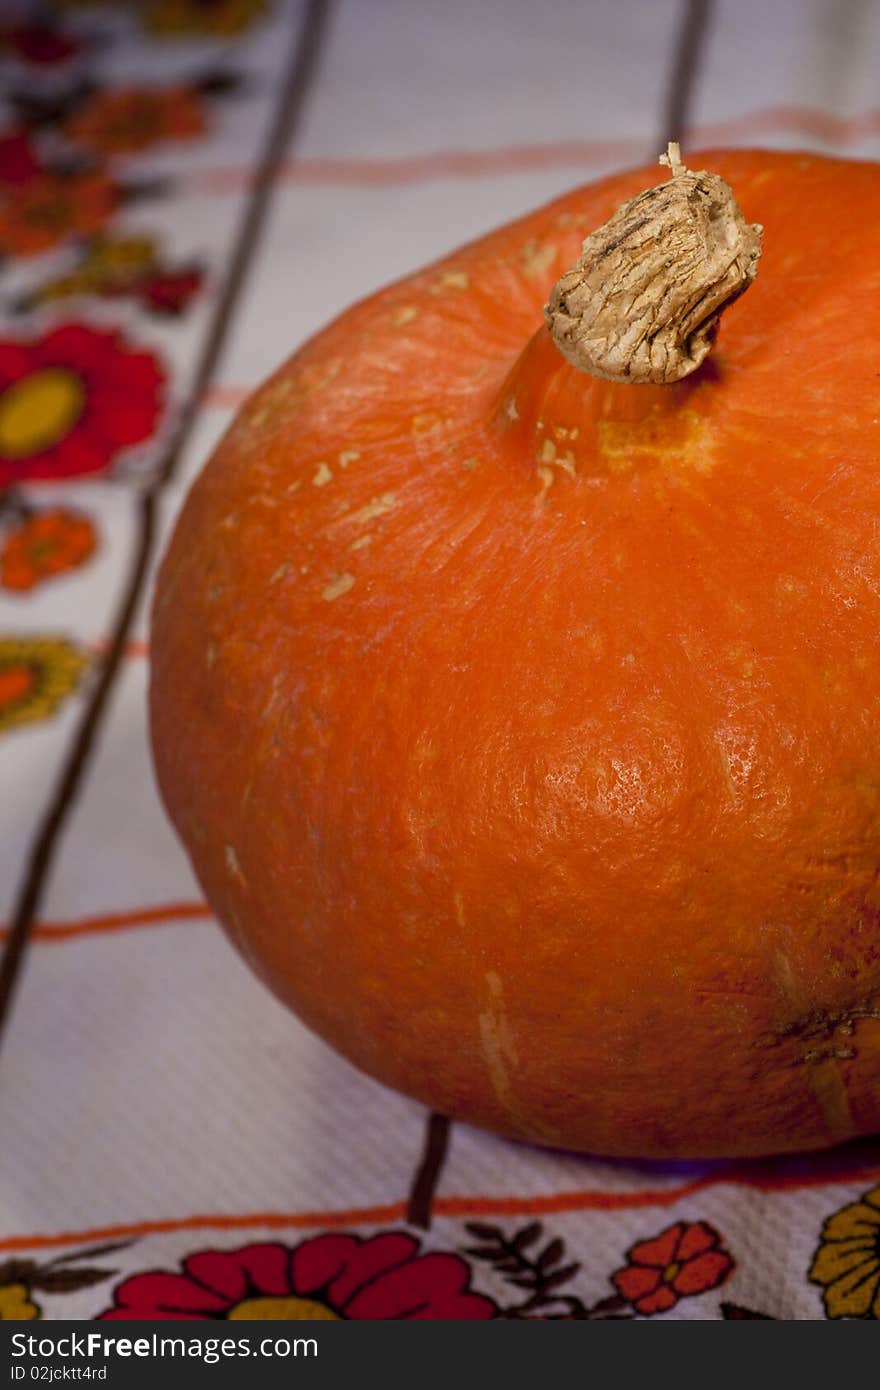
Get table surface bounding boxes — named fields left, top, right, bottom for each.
left=1, top=0, right=880, bottom=1323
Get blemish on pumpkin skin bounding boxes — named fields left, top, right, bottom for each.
left=478, top=972, right=520, bottom=1117
left=434, top=270, right=469, bottom=292
left=715, top=727, right=756, bottom=806
left=453, top=892, right=466, bottom=928
left=188, top=817, right=207, bottom=846
left=476, top=973, right=557, bottom=1140
left=321, top=572, right=355, bottom=601
left=411, top=733, right=437, bottom=769
left=412, top=412, right=455, bottom=435
left=597, top=409, right=713, bottom=476
left=225, top=844, right=246, bottom=886
left=247, top=377, right=301, bottom=432
left=394, top=305, right=419, bottom=326
left=535, top=439, right=578, bottom=482
left=758, top=1001, right=880, bottom=1050
left=302, top=358, right=342, bottom=394
left=343, top=493, right=396, bottom=526
left=350, top=533, right=372, bottom=551
left=519, top=239, right=557, bottom=279
left=536, top=465, right=554, bottom=498
left=801, top=1045, right=856, bottom=1063
left=312, top=462, right=333, bottom=486
left=804, top=1056, right=855, bottom=1143
left=286, top=480, right=302, bottom=495
left=269, top=562, right=292, bottom=584
left=555, top=211, right=587, bottom=230
left=578, top=628, right=604, bottom=658
left=338, top=450, right=360, bottom=468
left=260, top=670, right=288, bottom=722
left=777, top=575, right=802, bottom=598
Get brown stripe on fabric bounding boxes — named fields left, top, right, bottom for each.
left=0, top=0, right=332, bottom=1045
left=407, top=1113, right=452, bottom=1230
left=659, top=0, right=714, bottom=151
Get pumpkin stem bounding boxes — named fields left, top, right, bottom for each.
left=544, top=145, right=763, bottom=385
left=659, top=140, right=685, bottom=176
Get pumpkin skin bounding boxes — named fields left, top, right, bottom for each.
left=150, top=150, right=880, bottom=1159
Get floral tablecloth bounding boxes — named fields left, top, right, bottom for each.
left=2, top=0, right=880, bottom=1324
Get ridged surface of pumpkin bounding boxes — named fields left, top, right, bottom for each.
left=150, top=151, right=880, bottom=1158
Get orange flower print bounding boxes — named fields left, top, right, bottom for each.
left=64, top=86, right=206, bottom=156
left=1, top=509, right=97, bottom=592
left=0, top=171, right=118, bottom=258
left=0, top=637, right=86, bottom=735
left=611, top=1221, right=734, bottom=1316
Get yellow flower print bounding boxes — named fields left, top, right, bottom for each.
left=144, top=0, right=268, bottom=36
left=0, top=637, right=87, bottom=735
left=809, top=1185, right=880, bottom=1318
left=30, top=236, right=159, bottom=307
left=0, top=1283, right=41, bottom=1320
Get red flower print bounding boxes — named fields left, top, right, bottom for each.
left=138, top=266, right=204, bottom=316
left=1, top=26, right=80, bottom=65
left=0, top=132, right=41, bottom=189
left=98, top=1234, right=497, bottom=1321
left=1, top=508, right=97, bottom=591
left=0, top=323, right=164, bottom=486
left=612, top=1221, right=734, bottom=1316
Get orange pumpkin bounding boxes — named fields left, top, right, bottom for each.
left=150, top=150, right=880, bottom=1158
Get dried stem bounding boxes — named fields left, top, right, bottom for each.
left=545, top=142, right=763, bottom=384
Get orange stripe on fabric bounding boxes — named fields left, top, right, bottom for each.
left=201, top=385, right=251, bottom=409
left=0, top=1204, right=410, bottom=1255
left=5, top=1163, right=880, bottom=1255
left=196, top=138, right=641, bottom=191
left=192, top=105, right=880, bottom=193
left=435, top=1163, right=880, bottom=1216
left=0, top=903, right=212, bottom=945
left=87, top=640, right=149, bottom=660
